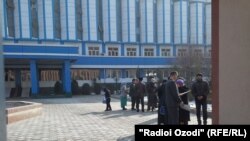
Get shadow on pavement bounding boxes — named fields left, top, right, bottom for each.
left=80, top=109, right=157, bottom=119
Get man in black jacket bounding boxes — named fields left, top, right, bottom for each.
left=191, top=73, right=210, bottom=125
left=157, top=79, right=167, bottom=125
left=129, top=79, right=136, bottom=110
left=165, top=71, right=182, bottom=125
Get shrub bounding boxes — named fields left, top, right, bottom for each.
left=71, top=80, right=80, bottom=95
left=93, top=83, right=101, bottom=95
left=82, top=83, right=91, bottom=95
left=54, top=81, right=63, bottom=95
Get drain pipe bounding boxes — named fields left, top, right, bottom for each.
left=0, top=0, right=7, bottom=140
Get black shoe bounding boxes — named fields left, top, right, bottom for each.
left=137, top=109, right=139, bottom=112
left=142, top=110, right=145, bottom=112
left=123, top=108, right=127, bottom=110
left=198, top=120, right=201, bottom=125
left=203, top=121, right=207, bottom=125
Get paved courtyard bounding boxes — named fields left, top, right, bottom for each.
left=7, top=95, right=211, bottom=141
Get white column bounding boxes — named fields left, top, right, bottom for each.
left=157, top=0, right=171, bottom=44
left=13, top=0, right=20, bottom=38
left=1, top=1, right=4, bottom=38
left=20, top=0, right=31, bottom=38
left=190, top=1, right=204, bottom=45
left=122, top=0, right=136, bottom=42
left=38, top=0, right=44, bottom=39
left=82, top=0, right=98, bottom=41
left=40, top=0, right=54, bottom=39
left=206, top=2, right=211, bottom=45
left=174, top=0, right=188, bottom=44
left=140, top=0, right=154, bottom=43
left=61, top=0, right=76, bottom=40
left=103, top=0, right=117, bottom=42
left=13, top=0, right=31, bottom=38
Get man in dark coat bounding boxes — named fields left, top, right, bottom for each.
left=191, top=73, right=210, bottom=125
left=135, top=77, right=146, bottom=112
left=165, top=71, right=182, bottom=125
left=147, top=80, right=157, bottom=111
left=129, top=79, right=136, bottom=110
left=157, top=80, right=167, bottom=125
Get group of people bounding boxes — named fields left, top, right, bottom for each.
left=103, top=71, right=210, bottom=125
left=158, top=72, right=210, bottom=125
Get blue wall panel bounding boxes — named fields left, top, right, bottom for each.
left=75, top=57, right=175, bottom=66
left=4, top=45, right=79, bottom=54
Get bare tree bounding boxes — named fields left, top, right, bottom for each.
left=174, top=47, right=211, bottom=87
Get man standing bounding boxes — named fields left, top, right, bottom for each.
left=157, top=80, right=167, bottom=125
left=135, top=77, right=146, bottom=112
left=129, top=79, right=136, bottom=110
left=165, top=71, right=182, bottom=125
left=191, top=73, right=210, bottom=125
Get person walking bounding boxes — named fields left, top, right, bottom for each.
left=104, top=88, right=112, bottom=111
left=191, top=73, right=210, bottom=125
left=176, top=79, right=190, bottom=125
left=165, top=71, right=182, bottom=125
left=129, top=79, right=137, bottom=110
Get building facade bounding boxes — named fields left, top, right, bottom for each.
left=1, top=0, right=211, bottom=97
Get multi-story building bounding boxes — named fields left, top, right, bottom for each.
left=1, top=0, right=211, bottom=97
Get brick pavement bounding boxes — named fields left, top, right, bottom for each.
left=7, top=95, right=211, bottom=141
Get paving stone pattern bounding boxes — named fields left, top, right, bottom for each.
left=7, top=95, right=211, bottom=141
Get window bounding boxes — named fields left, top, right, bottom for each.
left=126, top=48, right=137, bottom=56
left=40, top=70, right=60, bottom=81
left=97, top=0, right=103, bottom=40
left=125, top=69, right=136, bottom=78
left=5, top=69, right=15, bottom=81
left=88, top=47, right=100, bottom=56
left=106, top=69, right=121, bottom=78
left=194, top=49, right=203, bottom=57
left=21, top=70, right=31, bottom=81
left=54, top=0, right=61, bottom=39
left=30, top=0, right=38, bottom=38
left=144, top=48, right=154, bottom=56
left=208, top=50, right=211, bottom=57
left=136, top=0, right=140, bottom=42
left=76, top=0, right=82, bottom=40
left=71, top=69, right=99, bottom=80
left=178, top=49, right=187, bottom=57
left=161, top=48, right=171, bottom=57
left=6, top=0, right=15, bottom=37
left=108, top=47, right=119, bottom=56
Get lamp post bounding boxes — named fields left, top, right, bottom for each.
left=0, top=0, right=7, bottom=140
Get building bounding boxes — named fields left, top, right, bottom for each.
left=1, top=0, right=211, bottom=97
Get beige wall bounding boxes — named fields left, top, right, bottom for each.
left=219, top=0, right=250, bottom=124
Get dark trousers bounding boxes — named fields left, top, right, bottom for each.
left=158, top=105, right=168, bottom=125
left=136, top=96, right=144, bottom=112
left=106, top=98, right=112, bottom=110
left=195, top=98, right=207, bottom=124
left=131, top=96, right=136, bottom=109
left=167, top=106, right=179, bottom=125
